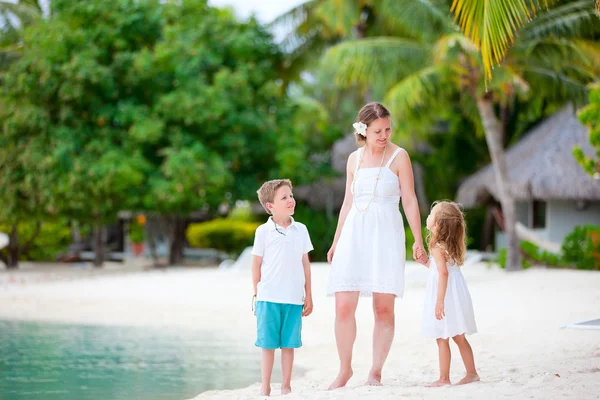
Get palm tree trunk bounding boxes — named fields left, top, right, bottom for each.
left=168, top=216, right=185, bottom=266
left=476, top=95, right=521, bottom=271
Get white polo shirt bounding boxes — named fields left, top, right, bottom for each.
left=252, top=217, right=313, bottom=305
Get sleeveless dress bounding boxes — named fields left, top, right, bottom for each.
left=327, top=147, right=406, bottom=297
left=422, top=244, right=477, bottom=339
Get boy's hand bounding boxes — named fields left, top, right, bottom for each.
left=435, top=301, right=445, bottom=320
left=302, top=297, right=313, bottom=317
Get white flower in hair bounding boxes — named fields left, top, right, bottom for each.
left=353, top=122, right=367, bottom=137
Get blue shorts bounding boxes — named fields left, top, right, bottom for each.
left=255, top=301, right=303, bottom=349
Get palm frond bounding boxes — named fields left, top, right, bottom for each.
left=0, top=1, right=41, bottom=26
left=520, top=0, right=600, bottom=41
left=321, top=37, right=430, bottom=89
left=574, top=39, right=600, bottom=75
left=450, top=0, right=553, bottom=80
left=432, top=32, right=478, bottom=63
left=383, top=65, right=451, bottom=118
left=377, top=0, right=455, bottom=40
left=314, top=0, right=362, bottom=37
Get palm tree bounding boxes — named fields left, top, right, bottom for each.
left=450, top=0, right=600, bottom=81
left=320, top=0, right=600, bottom=270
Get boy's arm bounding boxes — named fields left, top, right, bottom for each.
left=251, top=255, right=262, bottom=296
left=302, top=252, right=313, bottom=317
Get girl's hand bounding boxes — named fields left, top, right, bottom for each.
left=413, top=243, right=428, bottom=265
left=302, top=297, right=313, bottom=317
left=435, top=301, right=445, bottom=320
left=327, top=244, right=336, bottom=264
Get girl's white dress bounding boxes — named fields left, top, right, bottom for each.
left=327, top=147, right=406, bottom=297
left=422, top=250, right=477, bottom=339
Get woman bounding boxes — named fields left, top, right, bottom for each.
left=327, top=102, right=428, bottom=389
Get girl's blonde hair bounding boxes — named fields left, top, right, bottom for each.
left=427, top=201, right=467, bottom=265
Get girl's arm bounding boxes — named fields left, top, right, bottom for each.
left=327, top=152, right=357, bottom=263
left=302, top=253, right=313, bottom=316
left=432, top=247, right=448, bottom=320
left=251, top=255, right=262, bottom=295
left=397, top=149, right=427, bottom=265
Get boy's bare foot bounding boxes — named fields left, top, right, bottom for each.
left=328, top=368, right=353, bottom=390
left=281, top=385, right=292, bottom=395
left=426, top=379, right=451, bottom=387
left=457, top=373, right=480, bottom=385
left=365, top=370, right=383, bottom=386
left=260, top=384, right=271, bottom=396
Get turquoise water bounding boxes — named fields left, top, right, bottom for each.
left=0, top=320, right=271, bottom=400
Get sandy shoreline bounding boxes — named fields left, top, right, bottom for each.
left=1, top=262, right=599, bottom=399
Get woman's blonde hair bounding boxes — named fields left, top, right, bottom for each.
left=354, top=102, right=391, bottom=144
left=427, top=201, right=467, bottom=265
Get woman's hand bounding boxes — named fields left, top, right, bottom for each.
left=327, top=244, right=336, bottom=264
left=412, top=242, right=428, bottom=265
left=435, top=301, right=445, bottom=320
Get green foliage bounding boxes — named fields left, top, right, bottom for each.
left=562, top=225, right=600, bottom=270
left=129, top=221, right=145, bottom=244
left=405, top=224, right=429, bottom=261
left=291, top=204, right=337, bottom=262
left=575, top=83, right=600, bottom=177
left=0, top=219, right=71, bottom=261
left=186, top=218, right=259, bottom=256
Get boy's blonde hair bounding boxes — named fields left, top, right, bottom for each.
left=427, top=201, right=467, bottom=265
left=257, top=179, right=293, bottom=214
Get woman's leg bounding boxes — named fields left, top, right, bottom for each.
left=367, top=293, right=396, bottom=385
left=452, top=334, right=479, bottom=384
left=328, top=291, right=360, bottom=390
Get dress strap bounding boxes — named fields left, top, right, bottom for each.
left=384, top=148, right=402, bottom=169
left=435, top=243, right=456, bottom=265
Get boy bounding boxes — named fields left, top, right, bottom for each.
left=252, top=179, right=313, bottom=396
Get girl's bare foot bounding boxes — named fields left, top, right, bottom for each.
left=328, top=368, right=353, bottom=390
left=426, top=379, right=451, bottom=387
left=260, top=384, right=271, bottom=396
left=281, top=385, right=292, bottom=395
left=365, top=369, right=383, bottom=386
left=457, top=373, right=480, bottom=385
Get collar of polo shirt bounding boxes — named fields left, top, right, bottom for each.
left=268, top=216, right=297, bottom=231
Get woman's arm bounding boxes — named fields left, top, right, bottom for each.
left=327, top=151, right=357, bottom=263
left=432, top=247, right=448, bottom=320
left=396, top=149, right=427, bottom=264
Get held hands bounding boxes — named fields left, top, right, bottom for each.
left=302, top=296, right=313, bottom=317
left=412, top=242, right=428, bottom=265
left=435, top=301, right=445, bottom=320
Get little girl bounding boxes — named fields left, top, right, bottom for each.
left=422, top=201, right=479, bottom=387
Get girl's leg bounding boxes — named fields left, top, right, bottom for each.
left=367, top=293, right=396, bottom=386
left=281, top=348, right=294, bottom=395
left=261, top=349, right=275, bottom=396
left=452, top=334, right=480, bottom=384
left=328, top=291, right=360, bottom=390
left=426, top=338, right=451, bottom=387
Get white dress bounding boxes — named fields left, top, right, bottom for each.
left=422, top=248, right=477, bottom=339
left=327, top=147, right=406, bottom=297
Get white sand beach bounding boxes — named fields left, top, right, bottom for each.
left=1, top=261, right=599, bottom=400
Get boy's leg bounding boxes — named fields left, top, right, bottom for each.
left=281, top=348, right=294, bottom=395
left=452, top=334, right=479, bottom=384
left=280, top=303, right=303, bottom=395
left=426, top=338, right=451, bottom=387
left=255, top=301, right=282, bottom=396
left=261, top=349, right=275, bottom=396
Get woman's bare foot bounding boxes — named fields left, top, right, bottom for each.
left=260, top=384, right=271, bottom=396
left=328, top=368, right=353, bottom=390
left=426, top=379, right=451, bottom=387
left=281, top=385, right=292, bottom=395
left=457, top=373, right=480, bottom=385
left=365, top=370, right=383, bottom=386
